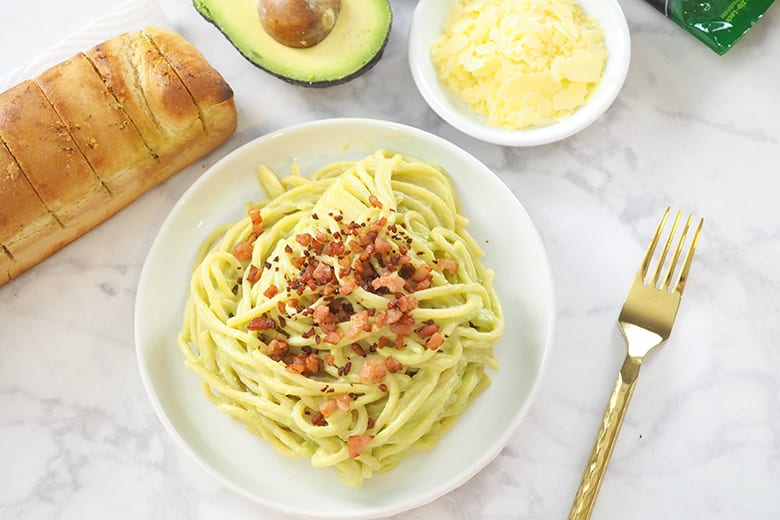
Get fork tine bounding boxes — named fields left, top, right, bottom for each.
left=661, top=213, right=692, bottom=291
left=651, top=210, right=682, bottom=287
left=639, top=207, right=669, bottom=279
left=674, top=216, right=703, bottom=294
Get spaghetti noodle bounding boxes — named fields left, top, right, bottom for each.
left=178, top=150, right=504, bottom=487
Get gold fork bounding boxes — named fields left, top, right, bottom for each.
left=568, top=208, right=703, bottom=520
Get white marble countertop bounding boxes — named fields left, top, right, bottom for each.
left=1, top=0, right=779, bottom=518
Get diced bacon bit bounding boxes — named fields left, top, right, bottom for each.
left=371, top=271, right=406, bottom=293
left=410, top=264, right=433, bottom=283
left=377, top=336, right=390, bottom=349
left=351, top=343, right=367, bottom=357
left=437, top=257, right=458, bottom=275
left=266, top=336, right=289, bottom=360
left=385, top=356, right=403, bottom=372
left=246, top=264, right=262, bottom=283
left=326, top=241, right=346, bottom=256
left=339, top=276, right=358, bottom=296
left=312, top=305, right=332, bottom=325
left=358, top=357, right=387, bottom=383
left=346, top=310, right=370, bottom=339
left=367, top=417, right=376, bottom=429
left=312, top=262, right=334, bottom=284
left=374, top=236, right=393, bottom=254
left=390, top=320, right=414, bottom=336
left=295, top=233, right=313, bottom=246
left=390, top=294, right=418, bottom=313
left=323, top=331, right=342, bottom=344
left=426, top=332, right=445, bottom=350
left=302, top=327, right=317, bottom=339
left=324, top=354, right=335, bottom=366
left=375, top=310, right=387, bottom=328
left=415, top=321, right=440, bottom=339
left=369, top=217, right=387, bottom=233
left=315, top=231, right=330, bottom=244
left=335, top=393, right=352, bottom=412
left=385, top=308, right=404, bottom=325
left=416, top=279, right=432, bottom=290
left=249, top=207, right=263, bottom=235
left=263, top=285, right=279, bottom=298
left=348, top=240, right=364, bottom=254
left=234, top=241, right=253, bottom=261
left=347, top=434, right=373, bottom=458
left=247, top=316, right=276, bottom=331
left=291, top=256, right=307, bottom=269
left=394, top=334, right=405, bottom=349
left=284, top=353, right=322, bottom=375
left=319, top=399, right=339, bottom=418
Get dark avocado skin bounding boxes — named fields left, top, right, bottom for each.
left=194, top=1, right=392, bottom=88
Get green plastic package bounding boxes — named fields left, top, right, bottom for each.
left=645, top=0, right=775, bottom=54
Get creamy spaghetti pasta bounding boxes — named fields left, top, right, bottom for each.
left=178, top=150, right=504, bottom=487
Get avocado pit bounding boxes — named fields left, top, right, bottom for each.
left=259, top=0, right=341, bottom=49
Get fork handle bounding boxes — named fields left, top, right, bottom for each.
left=568, top=354, right=642, bottom=520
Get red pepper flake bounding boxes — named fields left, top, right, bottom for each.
left=378, top=383, right=388, bottom=392
left=284, top=244, right=293, bottom=254
left=312, top=411, right=327, bottom=426
left=351, top=344, right=367, bottom=357
left=368, top=195, right=383, bottom=208
left=302, top=327, right=317, bottom=339
left=337, top=361, right=353, bottom=376
left=367, top=417, right=376, bottom=429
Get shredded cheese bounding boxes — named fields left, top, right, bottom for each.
left=431, top=0, right=607, bottom=130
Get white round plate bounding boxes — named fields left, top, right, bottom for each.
left=134, top=118, right=555, bottom=519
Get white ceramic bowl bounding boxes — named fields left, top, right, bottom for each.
left=408, top=0, right=631, bottom=146
left=135, top=118, right=555, bottom=518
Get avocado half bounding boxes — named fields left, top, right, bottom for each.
left=194, top=0, right=392, bottom=87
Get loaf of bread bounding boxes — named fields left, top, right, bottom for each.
left=0, top=27, right=237, bottom=287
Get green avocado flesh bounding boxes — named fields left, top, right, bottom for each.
left=194, top=0, right=392, bottom=87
